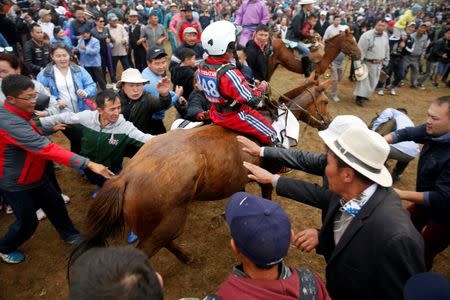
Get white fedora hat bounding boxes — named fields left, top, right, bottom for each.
left=320, top=126, right=392, bottom=187
left=116, top=68, right=149, bottom=88
left=318, top=115, right=367, bottom=142
left=354, top=64, right=368, bottom=81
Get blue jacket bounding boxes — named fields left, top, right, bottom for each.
left=142, top=67, right=179, bottom=120
left=393, top=124, right=450, bottom=226
left=77, top=37, right=101, bottom=67
left=37, top=63, right=97, bottom=112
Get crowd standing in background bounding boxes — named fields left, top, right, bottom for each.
left=0, top=0, right=449, bottom=299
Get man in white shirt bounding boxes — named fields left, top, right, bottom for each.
left=370, top=107, right=420, bottom=182
left=38, top=9, right=55, bottom=39
left=323, top=16, right=348, bottom=102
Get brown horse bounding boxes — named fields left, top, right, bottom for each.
left=267, top=29, right=362, bottom=80
left=69, top=79, right=333, bottom=266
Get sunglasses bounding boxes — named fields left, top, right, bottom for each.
left=0, top=47, right=14, bottom=53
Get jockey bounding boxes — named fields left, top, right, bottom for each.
left=285, top=0, right=317, bottom=77
left=198, top=20, right=278, bottom=145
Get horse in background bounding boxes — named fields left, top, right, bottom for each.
left=267, top=29, right=362, bottom=80
left=69, top=79, right=333, bottom=266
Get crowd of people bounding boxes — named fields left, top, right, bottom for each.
left=0, top=0, right=449, bottom=299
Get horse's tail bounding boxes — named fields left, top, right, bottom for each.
left=67, top=176, right=127, bottom=277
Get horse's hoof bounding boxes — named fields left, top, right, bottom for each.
left=210, top=213, right=225, bottom=229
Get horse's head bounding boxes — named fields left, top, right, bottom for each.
left=326, top=29, right=362, bottom=60
left=286, top=79, right=333, bottom=130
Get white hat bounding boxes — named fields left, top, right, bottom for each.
left=136, top=4, right=144, bottom=10
left=320, top=10, right=327, bottom=16
left=318, top=115, right=367, bottom=142
left=38, top=9, right=51, bottom=18
left=299, top=0, right=316, bottom=5
left=354, top=64, right=368, bottom=81
left=55, top=6, right=66, bottom=15
left=320, top=126, right=392, bottom=187
left=116, top=68, right=149, bottom=88
left=128, top=10, right=139, bottom=16
left=183, top=26, right=198, bottom=35
left=356, top=15, right=364, bottom=21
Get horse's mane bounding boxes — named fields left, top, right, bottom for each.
left=278, top=80, right=317, bottom=104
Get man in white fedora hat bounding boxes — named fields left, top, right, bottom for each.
left=243, top=126, right=425, bottom=300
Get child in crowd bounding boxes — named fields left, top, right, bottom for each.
left=171, top=48, right=196, bottom=99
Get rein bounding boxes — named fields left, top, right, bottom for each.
left=271, top=85, right=326, bottom=127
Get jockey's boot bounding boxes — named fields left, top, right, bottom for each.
left=302, top=56, right=311, bottom=77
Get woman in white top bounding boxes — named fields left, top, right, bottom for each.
left=37, top=44, right=97, bottom=153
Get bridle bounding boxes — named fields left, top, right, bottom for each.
left=325, top=32, right=359, bottom=59
left=273, top=85, right=328, bottom=129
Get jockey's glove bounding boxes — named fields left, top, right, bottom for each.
left=247, top=96, right=261, bottom=108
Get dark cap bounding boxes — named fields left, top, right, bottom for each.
left=180, top=4, right=193, bottom=11
left=225, top=192, right=291, bottom=268
left=404, top=273, right=450, bottom=300
left=146, top=46, right=167, bottom=61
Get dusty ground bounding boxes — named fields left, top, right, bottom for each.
left=0, top=63, right=449, bottom=300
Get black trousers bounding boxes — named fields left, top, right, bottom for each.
left=85, top=66, right=107, bottom=90
left=131, top=47, right=147, bottom=72
left=111, top=55, right=131, bottom=82
left=0, top=179, right=79, bottom=253
left=62, top=125, right=82, bottom=154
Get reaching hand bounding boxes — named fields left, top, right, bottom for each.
left=156, top=77, right=171, bottom=96
left=87, top=161, right=115, bottom=179
left=178, top=96, right=187, bottom=105
left=236, top=136, right=261, bottom=157
left=292, top=228, right=319, bottom=252
left=77, top=89, right=87, bottom=98
left=242, top=161, right=274, bottom=184
left=57, top=100, right=67, bottom=109
left=175, top=85, right=184, bottom=97
left=53, top=123, right=67, bottom=132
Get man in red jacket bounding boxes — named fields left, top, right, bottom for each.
left=0, top=75, right=112, bottom=264
left=205, top=192, right=330, bottom=300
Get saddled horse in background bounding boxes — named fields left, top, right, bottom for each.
left=267, top=29, right=362, bottom=80
left=69, top=78, right=333, bottom=266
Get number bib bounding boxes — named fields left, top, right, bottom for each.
left=197, top=62, right=230, bottom=104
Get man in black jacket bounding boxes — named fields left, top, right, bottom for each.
left=116, top=68, right=172, bottom=135
left=23, top=24, right=51, bottom=76
left=244, top=24, right=271, bottom=81
left=385, top=96, right=450, bottom=270
left=169, top=27, right=204, bottom=73
left=127, top=10, right=146, bottom=72
left=314, top=10, right=329, bottom=38
left=242, top=126, right=425, bottom=300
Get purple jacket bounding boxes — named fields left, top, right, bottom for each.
left=235, top=0, right=269, bottom=26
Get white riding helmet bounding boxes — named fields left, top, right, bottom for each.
left=201, top=20, right=236, bottom=56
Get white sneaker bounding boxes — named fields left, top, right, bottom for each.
left=6, top=205, right=13, bottom=214
left=332, top=95, right=340, bottom=102
left=389, top=89, right=396, bottom=95
left=36, top=209, right=46, bottom=221
left=377, top=90, right=384, bottom=96
left=61, top=194, right=70, bottom=204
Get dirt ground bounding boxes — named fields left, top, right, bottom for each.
left=0, top=63, right=449, bottom=300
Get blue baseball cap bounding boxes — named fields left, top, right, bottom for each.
left=404, top=273, right=450, bottom=300
left=225, top=192, right=291, bottom=268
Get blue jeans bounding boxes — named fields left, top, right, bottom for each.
left=0, top=180, right=79, bottom=253
left=296, top=42, right=310, bottom=57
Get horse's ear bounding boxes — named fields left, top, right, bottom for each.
left=319, top=79, right=333, bottom=91
left=308, top=70, right=319, bottom=84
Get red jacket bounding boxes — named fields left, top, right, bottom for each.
left=215, top=266, right=330, bottom=300
left=0, top=102, right=88, bottom=192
